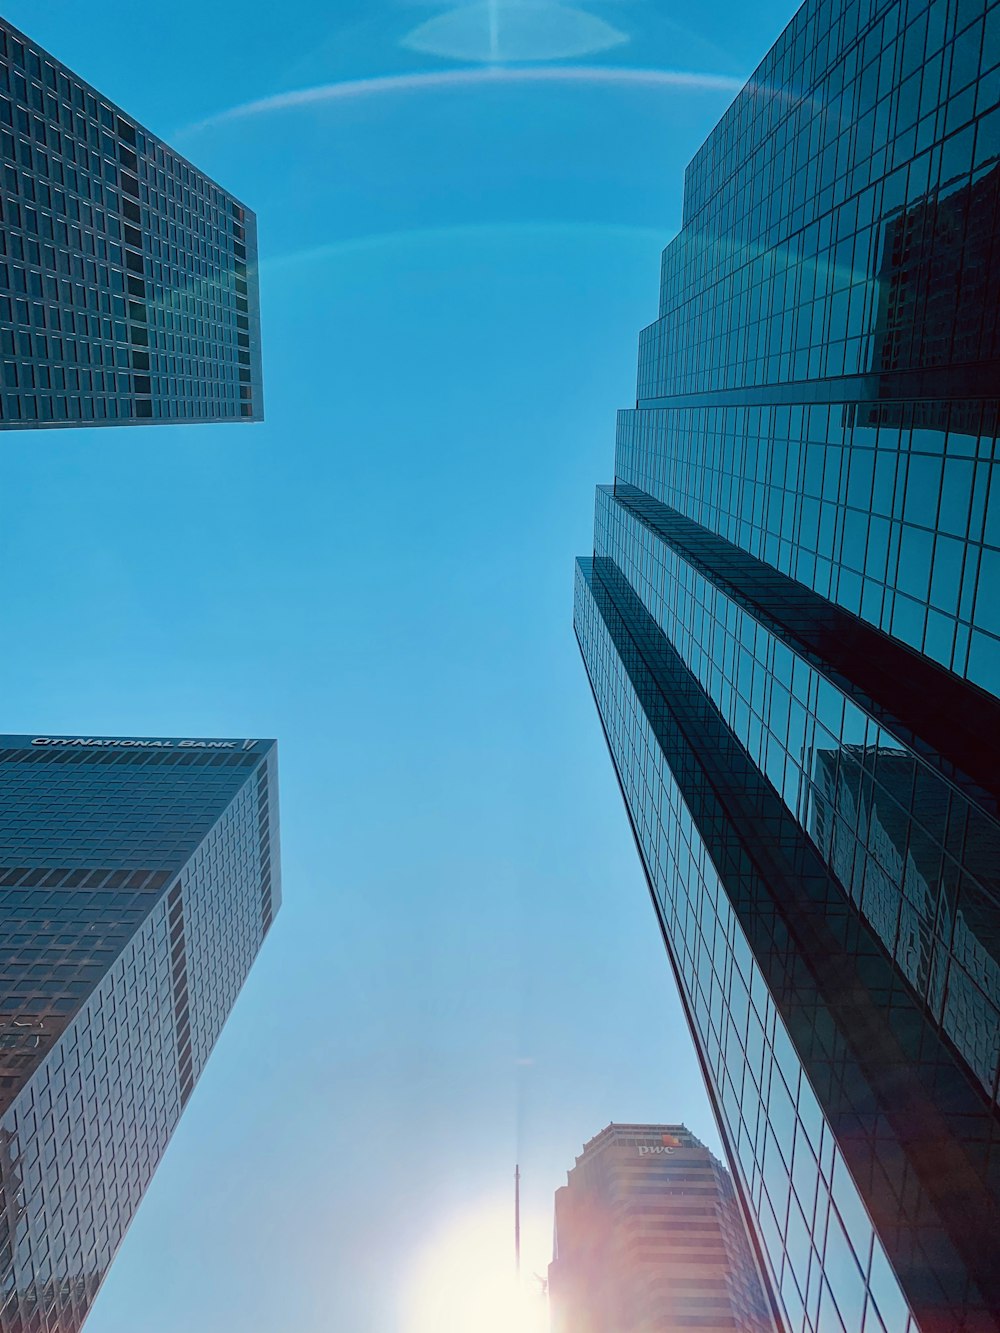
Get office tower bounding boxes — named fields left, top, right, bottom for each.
left=0, top=733, right=280, bottom=1332
left=0, top=18, right=262, bottom=429
left=574, top=1, right=1000, bottom=1331
left=548, top=1124, right=776, bottom=1333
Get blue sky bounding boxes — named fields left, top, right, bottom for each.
left=1, top=2, right=797, bottom=1329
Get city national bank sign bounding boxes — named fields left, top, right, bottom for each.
left=31, top=737, right=257, bottom=751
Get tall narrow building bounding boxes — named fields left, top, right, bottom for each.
left=548, top=1124, right=776, bottom=1333
left=0, top=733, right=280, bottom=1332
left=0, top=18, right=262, bottom=429
left=574, top=1, right=1000, bottom=1332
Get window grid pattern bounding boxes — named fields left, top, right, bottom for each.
left=0, top=737, right=279, bottom=1333
left=179, top=780, right=270, bottom=1084
left=575, top=0, right=1000, bottom=1328
left=0, top=18, right=262, bottom=430
left=614, top=401, right=1000, bottom=692
left=0, top=900, right=179, bottom=1331
left=595, top=485, right=1000, bottom=1108
left=645, top=0, right=999, bottom=394
left=0, top=752, right=259, bottom=869
left=574, top=562, right=915, bottom=1333
left=621, top=0, right=999, bottom=694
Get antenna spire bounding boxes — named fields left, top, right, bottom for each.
left=515, top=1163, right=521, bottom=1278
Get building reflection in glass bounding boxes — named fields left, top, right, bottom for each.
left=849, top=162, right=1000, bottom=436
left=811, top=744, right=1000, bottom=1103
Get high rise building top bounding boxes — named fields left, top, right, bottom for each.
left=0, top=17, right=262, bottom=430
left=549, top=1123, right=776, bottom=1333
left=0, top=733, right=279, bottom=1331
left=575, top=1, right=1000, bottom=1331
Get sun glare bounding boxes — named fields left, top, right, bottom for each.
left=405, top=1201, right=549, bottom=1333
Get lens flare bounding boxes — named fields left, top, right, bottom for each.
left=177, top=66, right=745, bottom=139
left=401, top=2, right=629, bottom=64
left=404, top=1200, right=548, bottom=1333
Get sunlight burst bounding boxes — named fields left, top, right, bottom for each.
left=405, top=1201, right=548, bottom=1333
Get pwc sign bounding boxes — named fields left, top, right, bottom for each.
left=637, top=1133, right=683, bottom=1156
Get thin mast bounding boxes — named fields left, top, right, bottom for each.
left=515, top=1163, right=521, bottom=1278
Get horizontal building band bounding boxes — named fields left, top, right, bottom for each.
left=608, top=481, right=1000, bottom=821
left=594, top=486, right=1000, bottom=1109
left=636, top=359, right=1000, bottom=412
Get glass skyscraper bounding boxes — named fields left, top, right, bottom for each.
left=0, top=733, right=280, bottom=1332
left=548, top=1124, right=777, bottom=1333
left=574, top=1, right=1000, bottom=1331
left=0, top=17, right=262, bottom=430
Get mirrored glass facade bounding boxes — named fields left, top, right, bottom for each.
left=0, top=734, right=280, bottom=1332
left=549, top=1124, right=778, bottom=1333
left=575, top=1, right=1000, bottom=1331
left=0, top=18, right=262, bottom=430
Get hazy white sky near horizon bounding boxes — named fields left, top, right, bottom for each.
left=1, top=1, right=798, bottom=1328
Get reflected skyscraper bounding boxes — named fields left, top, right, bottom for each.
left=574, top=1, right=1000, bottom=1331
left=811, top=744, right=1000, bottom=1100
left=859, top=162, right=1000, bottom=435
left=0, top=734, right=280, bottom=1332
left=0, top=18, right=262, bottom=429
left=548, top=1124, right=776, bottom=1333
